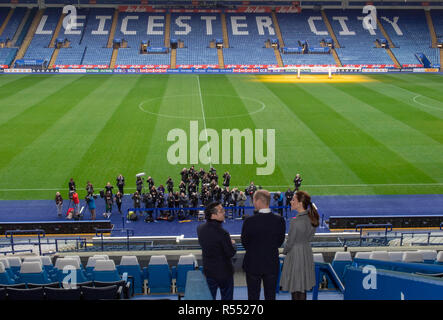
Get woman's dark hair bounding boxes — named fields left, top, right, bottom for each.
left=295, top=191, right=319, bottom=227
left=204, top=201, right=222, bottom=220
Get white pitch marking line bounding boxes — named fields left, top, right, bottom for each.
left=1, top=183, right=443, bottom=192
left=412, top=94, right=443, bottom=112
left=196, top=74, right=212, bottom=167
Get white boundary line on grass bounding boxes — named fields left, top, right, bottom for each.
left=412, top=95, right=443, bottom=112
left=196, top=74, right=212, bottom=168
left=1, top=183, right=442, bottom=192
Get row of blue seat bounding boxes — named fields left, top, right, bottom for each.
left=0, top=254, right=199, bottom=295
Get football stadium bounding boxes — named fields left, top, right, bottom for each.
left=0, top=0, right=443, bottom=306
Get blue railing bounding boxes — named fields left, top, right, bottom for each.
left=355, top=224, right=393, bottom=246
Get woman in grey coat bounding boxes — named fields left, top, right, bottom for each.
left=280, top=190, right=319, bottom=300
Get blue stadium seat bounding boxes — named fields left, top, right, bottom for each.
left=0, top=258, right=18, bottom=282
left=23, top=257, right=57, bottom=282
left=5, top=257, right=21, bottom=277
left=418, top=250, right=437, bottom=264
left=402, top=251, right=424, bottom=264
left=354, top=252, right=371, bottom=260
left=175, top=254, right=197, bottom=294
left=369, top=251, right=390, bottom=261
left=92, top=260, right=121, bottom=282
left=435, top=251, right=443, bottom=265
left=0, top=262, right=15, bottom=285
left=6, top=287, right=45, bottom=301
left=147, top=255, right=172, bottom=294
left=388, top=251, right=404, bottom=262
left=85, top=256, right=108, bottom=280
left=331, top=252, right=352, bottom=284
left=44, top=286, right=82, bottom=301
left=18, top=261, right=51, bottom=285
left=117, top=256, right=146, bottom=294
left=54, top=258, right=89, bottom=285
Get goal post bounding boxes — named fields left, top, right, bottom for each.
left=268, top=66, right=362, bottom=78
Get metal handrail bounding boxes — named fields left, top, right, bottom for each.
left=5, top=229, right=46, bottom=255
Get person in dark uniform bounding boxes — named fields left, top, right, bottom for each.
left=136, top=177, right=143, bottom=194
left=167, top=193, right=175, bottom=217
left=222, top=171, right=231, bottom=188
left=116, top=174, right=125, bottom=194
left=241, top=189, right=286, bottom=300
left=132, top=191, right=142, bottom=214
left=147, top=176, right=155, bottom=190
left=294, top=173, right=303, bottom=191
left=166, top=177, right=174, bottom=194
left=115, top=191, right=123, bottom=214
left=105, top=182, right=114, bottom=196
left=143, top=192, right=154, bottom=220
left=245, top=182, right=257, bottom=202
left=86, top=181, right=94, bottom=196
left=104, top=190, right=113, bottom=218
left=68, top=178, right=76, bottom=206
left=197, top=202, right=237, bottom=300
left=285, top=188, right=293, bottom=214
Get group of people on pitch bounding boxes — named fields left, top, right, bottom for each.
left=197, top=189, right=319, bottom=301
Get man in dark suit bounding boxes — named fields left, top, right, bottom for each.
left=241, top=189, right=286, bottom=300
left=197, top=202, right=237, bottom=300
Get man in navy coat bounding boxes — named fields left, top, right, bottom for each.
left=241, top=189, right=286, bottom=300
left=197, top=201, right=237, bottom=300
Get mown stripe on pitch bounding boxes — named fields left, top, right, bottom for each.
left=0, top=75, right=138, bottom=199
left=358, top=80, right=443, bottom=121
left=0, top=75, right=82, bottom=127
left=0, top=74, right=52, bottom=101
left=66, top=75, right=171, bottom=194
left=227, top=74, right=366, bottom=189
left=0, top=75, right=108, bottom=172
left=301, top=82, right=443, bottom=183
left=333, top=82, right=443, bottom=146
left=372, top=74, right=443, bottom=103
left=140, top=74, right=205, bottom=183
left=198, top=74, right=288, bottom=186
left=264, top=82, right=436, bottom=185
left=256, top=78, right=369, bottom=189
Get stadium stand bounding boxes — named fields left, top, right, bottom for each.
left=380, top=9, right=439, bottom=67
left=147, top=255, right=173, bottom=294
left=324, top=9, right=394, bottom=67
left=223, top=13, right=278, bottom=66
left=171, top=13, right=220, bottom=67
left=277, top=10, right=336, bottom=66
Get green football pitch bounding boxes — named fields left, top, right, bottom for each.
left=0, top=73, right=442, bottom=200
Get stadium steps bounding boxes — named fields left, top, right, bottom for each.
left=164, top=13, right=171, bottom=48
left=48, top=46, right=60, bottom=69
left=425, top=9, right=438, bottom=48
left=376, top=17, right=396, bottom=48
left=107, top=9, right=119, bottom=48
left=440, top=48, right=443, bottom=71
left=220, top=13, right=230, bottom=48
left=217, top=47, right=224, bottom=68
left=11, top=8, right=45, bottom=67
left=271, top=11, right=285, bottom=48
left=49, top=12, right=66, bottom=48
left=109, top=47, right=119, bottom=69
left=170, top=47, right=176, bottom=68
left=0, top=7, right=14, bottom=37
left=331, top=48, right=343, bottom=67
left=321, top=9, right=341, bottom=48
left=9, top=8, right=31, bottom=47
left=273, top=47, right=284, bottom=67
left=376, top=17, right=401, bottom=68
left=385, top=47, right=401, bottom=68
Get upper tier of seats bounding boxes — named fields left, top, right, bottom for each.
left=0, top=7, right=440, bottom=68
left=379, top=9, right=439, bottom=66
left=326, top=9, right=394, bottom=66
